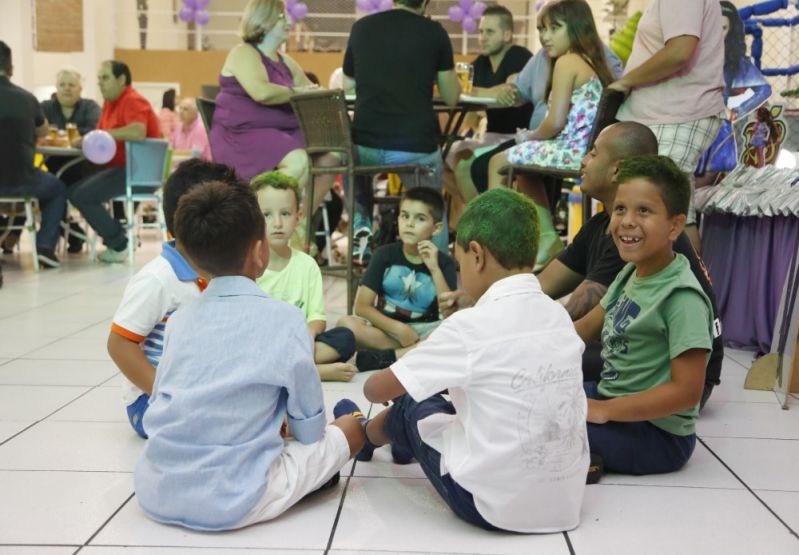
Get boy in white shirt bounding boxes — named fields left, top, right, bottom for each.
left=335, top=188, right=588, bottom=532
left=252, top=171, right=358, bottom=382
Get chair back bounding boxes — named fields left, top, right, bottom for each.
left=289, top=89, right=354, bottom=162
left=125, top=139, right=170, bottom=193
left=585, top=88, right=626, bottom=151
left=196, top=97, right=216, bottom=133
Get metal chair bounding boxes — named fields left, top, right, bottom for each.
left=112, top=139, right=171, bottom=264
left=499, top=88, right=625, bottom=224
left=0, top=196, right=40, bottom=270
left=196, top=97, right=216, bottom=134
left=289, top=88, right=431, bottom=313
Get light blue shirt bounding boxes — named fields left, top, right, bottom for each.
left=514, top=45, right=624, bottom=130
left=134, top=276, right=325, bottom=531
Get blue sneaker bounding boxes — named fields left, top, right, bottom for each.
left=334, top=398, right=376, bottom=461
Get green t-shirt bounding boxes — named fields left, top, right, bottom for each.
left=255, top=248, right=326, bottom=323
left=598, top=254, right=713, bottom=436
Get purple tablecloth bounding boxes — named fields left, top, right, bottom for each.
left=701, top=213, right=799, bottom=352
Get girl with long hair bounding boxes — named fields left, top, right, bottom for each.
left=486, top=0, right=613, bottom=269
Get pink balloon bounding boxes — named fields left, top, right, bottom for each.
left=194, top=9, right=209, bottom=25
left=462, top=16, right=477, bottom=33
left=178, top=6, right=195, bottom=22
left=448, top=5, right=465, bottom=21
left=82, top=130, right=117, bottom=165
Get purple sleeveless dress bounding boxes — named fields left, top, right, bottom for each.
left=210, top=49, right=305, bottom=181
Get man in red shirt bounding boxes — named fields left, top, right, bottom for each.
left=68, top=60, right=161, bottom=263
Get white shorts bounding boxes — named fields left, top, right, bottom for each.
left=235, top=425, right=350, bottom=528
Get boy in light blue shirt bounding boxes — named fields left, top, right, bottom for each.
left=134, top=179, right=365, bottom=531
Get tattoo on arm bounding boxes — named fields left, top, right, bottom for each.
left=564, top=280, right=608, bottom=321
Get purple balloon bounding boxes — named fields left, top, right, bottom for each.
left=462, top=15, right=477, bottom=33
left=468, top=1, right=486, bottom=18
left=194, top=9, right=210, bottom=25
left=448, top=5, right=464, bottom=21
left=356, top=0, right=371, bottom=11
left=377, top=0, right=392, bottom=11
left=459, top=0, right=474, bottom=9
left=82, top=130, right=117, bottom=165
left=178, top=6, right=195, bottom=22
left=183, top=0, right=198, bottom=9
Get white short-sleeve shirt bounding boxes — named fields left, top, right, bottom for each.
left=391, top=273, right=588, bottom=533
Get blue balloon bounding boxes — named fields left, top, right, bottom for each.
left=82, top=130, right=117, bottom=165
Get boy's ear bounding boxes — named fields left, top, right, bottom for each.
left=669, top=213, right=687, bottom=241
left=469, top=240, right=486, bottom=271
left=252, top=237, right=270, bottom=272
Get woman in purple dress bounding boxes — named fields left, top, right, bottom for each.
left=211, top=0, right=321, bottom=197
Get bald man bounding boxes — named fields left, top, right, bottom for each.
left=537, top=121, right=724, bottom=408
left=171, top=97, right=211, bottom=161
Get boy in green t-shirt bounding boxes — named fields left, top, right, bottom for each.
left=575, top=155, right=714, bottom=475
left=252, top=171, right=357, bottom=382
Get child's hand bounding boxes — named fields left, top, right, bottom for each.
left=438, top=289, right=475, bottom=318
left=417, top=240, right=440, bottom=271
left=587, top=399, right=610, bottom=424
left=393, top=323, right=420, bottom=348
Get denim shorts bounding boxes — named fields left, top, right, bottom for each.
left=316, top=327, right=356, bottom=362
left=383, top=393, right=501, bottom=531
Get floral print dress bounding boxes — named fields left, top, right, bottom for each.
left=506, top=77, right=602, bottom=170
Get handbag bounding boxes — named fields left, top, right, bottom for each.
left=695, top=119, right=738, bottom=175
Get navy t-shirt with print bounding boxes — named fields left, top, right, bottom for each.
left=360, top=242, right=458, bottom=323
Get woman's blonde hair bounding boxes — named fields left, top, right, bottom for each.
left=240, top=0, right=285, bottom=43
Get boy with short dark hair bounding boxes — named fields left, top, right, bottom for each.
left=107, top=159, right=238, bottom=438
left=251, top=171, right=357, bottom=382
left=335, top=188, right=588, bottom=532
left=337, top=187, right=458, bottom=371
left=134, top=180, right=365, bottom=531
left=575, top=155, right=715, bottom=475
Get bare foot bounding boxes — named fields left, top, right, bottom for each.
left=318, top=362, right=357, bottom=382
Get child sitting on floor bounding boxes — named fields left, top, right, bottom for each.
left=337, top=187, right=458, bottom=372
left=575, top=155, right=714, bottom=475
left=134, top=179, right=365, bottom=531
left=107, top=159, right=238, bottom=438
left=335, top=188, right=588, bottom=532
left=251, top=171, right=357, bottom=382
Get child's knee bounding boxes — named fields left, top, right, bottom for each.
left=332, top=415, right=366, bottom=457
left=336, top=315, right=360, bottom=331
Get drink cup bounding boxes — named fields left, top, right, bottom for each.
left=66, top=123, right=79, bottom=144
left=456, top=62, right=473, bottom=95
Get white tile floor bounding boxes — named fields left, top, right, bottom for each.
left=1, top=234, right=799, bottom=555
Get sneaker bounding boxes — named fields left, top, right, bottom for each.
left=37, top=248, right=61, bottom=269
left=333, top=398, right=376, bottom=462
left=355, top=348, right=397, bottom=372
left=586, top=453, right=604, bottom=484
left=98, top=248, right=127, bottom=264
left=352, top=214, right=372, bottom=266
left=391, top=443, right=414, bottom=465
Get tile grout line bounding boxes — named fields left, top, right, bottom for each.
left=563, top=530, right=576, bottom=555
left=77, top=492, right=136, bottom=550
left=698, top=437, right=799, bottom=540
left=323, top=401, right=377, bottom=554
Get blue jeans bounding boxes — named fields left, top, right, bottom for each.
left=383, top=393, right=500, bottom=531
left=67, top=166, right=128, bottom=251
left=353, top=146, right=448, bottom=251
left=1, top=168, right=66, bottom=250
left=584, top=382, right=696, bottom=475
left=126, top=393, right=149, bottom=439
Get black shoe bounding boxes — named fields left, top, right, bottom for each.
left=391, top=443, right=414, bottom=465
left=67, top=222, right=86, bottom=254
left=355, top=348, right=397, bottom=372
left=587, top=453, right=604, bottom=484
left=37, top=248, right=61, bottom=269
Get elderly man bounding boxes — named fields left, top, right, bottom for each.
left=0, top=41, right=66, bottom=269
left=446, top=5, right=533, bottom=205
left=342, top=0, right=460, bottom=262
left=41, top=67, right=101, bottom=137
left=170, top=97, right=210, bottom=161
left=67, top=60, right=161, bottom=263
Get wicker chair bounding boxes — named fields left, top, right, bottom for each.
left=499, top=88, right=625, bottom=224
left=289, top=88, right=431, bottom=313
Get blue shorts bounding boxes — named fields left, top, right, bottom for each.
left=584, top=382, right=695, bottom=475
left=316, top=327, right=356, bottom=362
left=126, top=393, right=149, bottom=439
left=383, top=393, right=501, bottom=531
